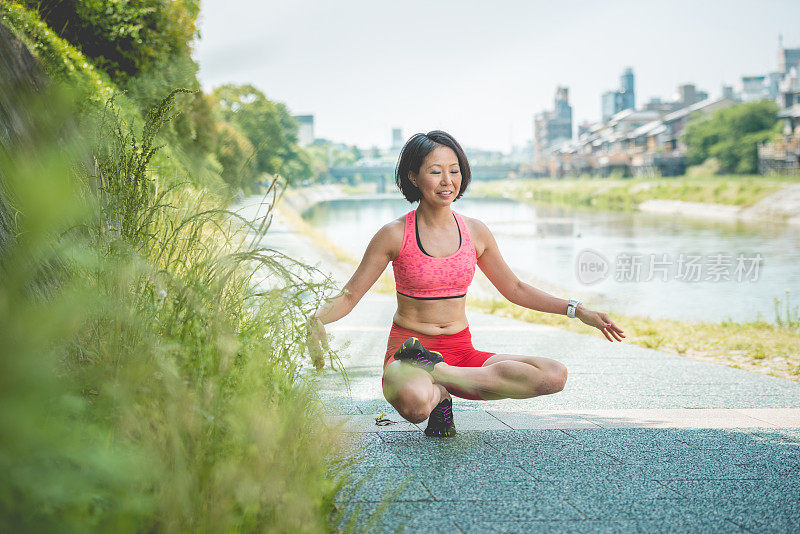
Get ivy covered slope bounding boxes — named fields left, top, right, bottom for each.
left=1, top=2, right=350, bottom=532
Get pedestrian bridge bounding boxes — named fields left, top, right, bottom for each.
left=329, top=163, right=518, bottom=191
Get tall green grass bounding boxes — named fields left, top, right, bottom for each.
left=1, top=79, right=351, bottom=531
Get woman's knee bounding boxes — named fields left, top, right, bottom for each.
left=549, top=362, right=568, bottom=393
left=392, top=385, right=432, bottom=423
left=382, top=364, right=434, bottom=423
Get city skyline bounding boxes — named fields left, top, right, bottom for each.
left=195, top=0, right=800, bottom=152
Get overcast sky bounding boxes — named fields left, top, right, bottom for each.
left=194, top=0, right=800, bottom=152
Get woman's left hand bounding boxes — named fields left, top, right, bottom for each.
left=576, top=307, right=626, bottom=342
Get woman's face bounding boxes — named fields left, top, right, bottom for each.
left=409, top=145, right=462, bottom=206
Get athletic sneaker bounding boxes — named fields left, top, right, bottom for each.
left=425, top=397, right=456, bottom=437
left=393, top=337, right=444, bottom=372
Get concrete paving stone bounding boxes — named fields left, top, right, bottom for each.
left=660, top=383, right=800, bottom=400
left=526, top=479, right=684, bottom=501
left=479, top=429, right=578, bottom=445
left=565, top=496, right=732, bottom=522
left=326, top=413, right=419, bottom=433
left=485, top=437, right=596, bottom=459
left=664, top=427, right=776, bottom=449
left=352, top=399, right=397, bottom=415
left=456, top=520, right=641, bottom=534
left=712, top=498, right=800, bottom=532
left=574, top=408, right=776, bottom=429
left=633, top=519, right=749, bottom=533
left=733, top=408, right=800, bottom=426
left=349, top=451, right=404, bottom=469
left=425, top=409, right=512, bottom=431
left=424, top=480, right=548, bottom=502
left=346, top=439, right=405, bottom=468
left=515, top=449, right=625, bottom=469
left=647, top=461, right=770, bottom=480
left=336, top=467, right=433, bottom=503
left=529, top=462, right=760, bottom=484
left=735, top=455, right=800, bottom=476
left=488, top=410, right=603, bottom=430
left=319, top=397, right=362, bottom=415
left=605, top=445, right=777, bottom=466
left=374, top=430, right=432, bottom=445
left=489, top=443, right=592, bottom=465
left=662, top=478, right=794, bottom=501
left=413, top=465, right=536, bottom=485
left=750, top=428, right=800, bottom=446
left=334, top=501, right=457, bottom=534
left=433, top=498, right=586, bottom=522
left=393, top=442, right=508, bottom=469
left=376, top=430, right=488, bottom=449
left=561, top=428, right=702, bottom=449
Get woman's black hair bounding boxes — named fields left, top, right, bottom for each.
left=394, top=130, right=471, bottom=203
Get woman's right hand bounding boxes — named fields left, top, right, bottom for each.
left=305, top=316, right=329, bottom=370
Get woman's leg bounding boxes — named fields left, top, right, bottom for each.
left=431, top=354, right=568, bottom=401
left=382, top=361, right=450, bottom=423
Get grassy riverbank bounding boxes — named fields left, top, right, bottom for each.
left=471, top=175, right=800, bottom=211
left=280, top=191, right=800, bottom=382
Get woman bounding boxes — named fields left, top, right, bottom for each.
left=306, top=131, right=625, bottom=437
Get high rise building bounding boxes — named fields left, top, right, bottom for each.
left=740, top=76, right=769, bottom=102
left=601, top=68, right=636, bottom=122
left=722, top=85, right=736, bottom=100
left=534, top=86, right=573, bottom=163
left=619, top=67, right=635, bottom=111
left=678, top=84, right=697, bottom=106
left=294, top=115, right=314, bottom=147
left=778, top=37, right=800, bottom=74
left=392, top=128, right=403, bottom=149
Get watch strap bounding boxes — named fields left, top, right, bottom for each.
left=567, top=298, right=582, bottom=318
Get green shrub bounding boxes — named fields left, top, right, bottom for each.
left=684, top=101, right=781, bottom=174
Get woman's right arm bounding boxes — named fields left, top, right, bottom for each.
left=306, top=222, right=399, bottom=368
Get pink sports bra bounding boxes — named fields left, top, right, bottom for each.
left=392, top=209, right=477, bottom=299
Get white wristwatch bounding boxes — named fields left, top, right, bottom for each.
left=566, top=298, right=582, bottom=318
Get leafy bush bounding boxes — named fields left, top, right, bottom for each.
left=683, top=101, right=781, bottom=174
left=212, top=83, right=313, bottom=189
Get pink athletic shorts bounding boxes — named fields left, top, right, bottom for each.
left=382, top=321, right=496, bottom=400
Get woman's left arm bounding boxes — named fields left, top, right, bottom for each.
left=474, top=219, right=625, bottom=342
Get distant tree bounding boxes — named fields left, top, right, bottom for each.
left=212, top=84, right=311, bottom=185
left=305, top=140, right=364, bottom=183
left=214, top=121, right=256, bottom=190
left=683, top=101, right=781, bottom=174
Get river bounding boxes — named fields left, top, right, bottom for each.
left=300, top=194, right=800, bottom=324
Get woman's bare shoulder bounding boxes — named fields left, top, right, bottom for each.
left=460, top=214, right=490, bottom=237
left=370, top=215, right=406, bottom=260
left=460, top=214, right=490, bottom=254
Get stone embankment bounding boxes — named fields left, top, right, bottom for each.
left=638, top=183, right=800, bottom=225
left=280, top=184, right=348, bottom=214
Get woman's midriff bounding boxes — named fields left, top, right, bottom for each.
left=393, top=292, right=468, bottom=336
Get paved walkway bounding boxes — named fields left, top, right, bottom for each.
left=263, top=203, right=800, bottom=533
